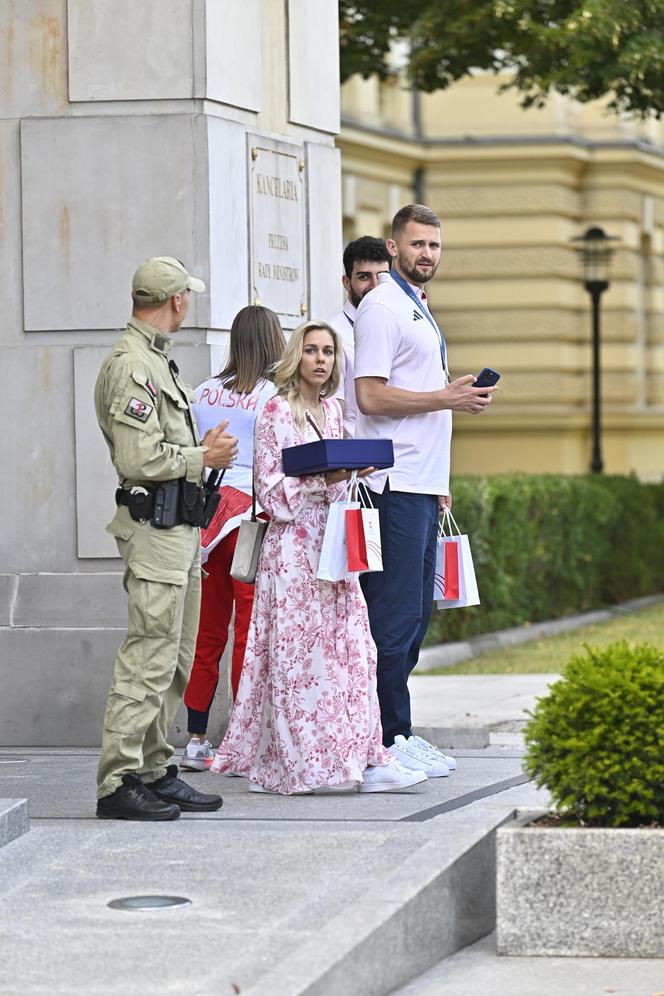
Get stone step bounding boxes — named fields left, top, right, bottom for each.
left=241, top=804, right=509, bottom=996
left=413, top=724, right=490, bottom=749
left=0, top=798, right=29, bottom=849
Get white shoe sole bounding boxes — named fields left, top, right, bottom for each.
left=359, top=769, right=427, bottom=793
left=388, top=751, right=450, bottom=777
left=420, top=753, right=456, bottom=771
left=179, top=759, right=212, bottom=771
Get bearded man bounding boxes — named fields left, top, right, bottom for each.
left=353, top=204, right=496, bottom=776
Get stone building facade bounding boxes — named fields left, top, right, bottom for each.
left=339, top=73, right=664, bottom=478
left=0, top=0, right=343, bottom=745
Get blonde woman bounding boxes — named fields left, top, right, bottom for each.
left=211, top=320, right=426, bottom=795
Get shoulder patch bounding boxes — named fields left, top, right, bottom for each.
left=125, top=397, right=153, bottom=422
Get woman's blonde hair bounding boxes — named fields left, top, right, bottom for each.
left=217, top=305, right=286, bottom=394
left=273, top=319, right=342, bottom=432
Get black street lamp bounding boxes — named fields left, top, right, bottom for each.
left=570, top=226, right=620, bottom=474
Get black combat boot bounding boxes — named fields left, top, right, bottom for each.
left=96, top=772, right=180, bottom=821
left=144, top=765, right=223, bottom=812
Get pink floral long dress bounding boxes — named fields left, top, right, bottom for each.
left=211, top=394, right=391, bottom=793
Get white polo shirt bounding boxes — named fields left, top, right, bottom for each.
left=327, top=300, right=357, bottom=437
left=354, top=272, right=452, bottom=496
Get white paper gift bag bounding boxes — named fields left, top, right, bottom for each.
left=317, top=480, right=359, bottom=582
left=435, top=508, right=480, bottom=610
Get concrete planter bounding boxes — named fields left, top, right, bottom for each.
left=496, top=810, right=664, bottom=958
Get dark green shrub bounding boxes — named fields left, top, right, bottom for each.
left=523, top=641, right=664, bottom=828
left=425, top=473, right=664, bottom=646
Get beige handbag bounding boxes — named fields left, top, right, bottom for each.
left=230, top=474, right=267, bottom=584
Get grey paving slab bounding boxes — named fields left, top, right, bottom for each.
left=413, top=724, right=490, bottom=748
left=0, top=819, right=405, bottom=995
left=0, top=750, right=526, bottom=822
left=394, top=932, right=664, bottom=996
left=0, top=773, right=542, bottom=996
left=409, top=674, right=558, bottom=729
left=0, top=744, right=542, bottom=996
left=0, top=675, right=561, bottom=996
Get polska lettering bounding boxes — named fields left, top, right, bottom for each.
left=198, top=386, right=261, bottom=411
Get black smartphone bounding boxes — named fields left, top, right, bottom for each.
left=473, top=367, right=500, bottom=390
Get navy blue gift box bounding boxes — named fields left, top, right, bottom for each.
left=282, top=438, right=394, bottom=476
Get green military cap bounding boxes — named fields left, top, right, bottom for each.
left=132, top=256, right=206, bottom=303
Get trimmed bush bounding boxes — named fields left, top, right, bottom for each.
left=425, top=473, right=664, bottom=645
left=523, top=641, right=664, bottom=828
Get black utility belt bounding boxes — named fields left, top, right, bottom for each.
left=116, top=478, right=220, bottom=530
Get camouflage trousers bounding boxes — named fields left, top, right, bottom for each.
left=97, top=506, right=202, bottom=798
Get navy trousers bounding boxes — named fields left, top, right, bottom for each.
left=360, top=484, right=439, bottom=747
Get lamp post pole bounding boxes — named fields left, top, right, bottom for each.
left=571, top=226, right=619, bottom=476
left=588, top=283, right=604, bottom=474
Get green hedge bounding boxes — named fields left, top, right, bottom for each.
left=425, top=474, right=664, bottom=646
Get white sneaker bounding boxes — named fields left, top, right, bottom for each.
left=411, top=735, right=457, bottom=771
left=179, top=738, right=215, bottom=771
left=359, top=760, right=427, bottom=793
left=389, top=735, right=450, bottom=777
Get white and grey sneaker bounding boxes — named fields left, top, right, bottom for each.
left=411, top=735, right=457, bottom=771
left=359, top=760, right=427, bottom=793
left=389, top=735, right=450, bottom=777
left=179, top=738, right=215, bottom=772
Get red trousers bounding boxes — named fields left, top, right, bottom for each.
left=184, top=527, right=255, bottom=726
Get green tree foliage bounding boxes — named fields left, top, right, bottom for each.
left=524, top=642, right=664, bottom=827
left=339, top=0, right=664, bottom=118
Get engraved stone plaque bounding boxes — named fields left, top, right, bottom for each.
left=248, top=136, right=307, bottom=327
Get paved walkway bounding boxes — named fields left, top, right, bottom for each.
left=410, top=673, right=558, bottom=737
left=396, top=932, right=664, bottom=996
left=1, top=673, right=660, bottom=995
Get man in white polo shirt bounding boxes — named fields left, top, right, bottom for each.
left=328, top=236, right=391, bottom=437
left=354, top=203, right=496, bottom=777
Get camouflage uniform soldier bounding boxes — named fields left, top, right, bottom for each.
left=95, top=257, right=237, bottom=821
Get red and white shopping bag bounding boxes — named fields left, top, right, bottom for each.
left=346, top=505, right=369, bottom=571
left=356, top=480, right=383, bottom=573
left=434, top=508, right=480, bottom=609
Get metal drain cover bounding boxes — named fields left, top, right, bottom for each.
left=108, top=895, right=192, bottom=911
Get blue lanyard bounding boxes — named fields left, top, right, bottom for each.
left=390, top=270, right=447, bottom=370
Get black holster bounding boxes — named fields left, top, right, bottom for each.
left=179, top=479, right=206, bottom=527
left=115, top=487, right=156, bottom=522
left=117, top=476, right=219, bottom=529
left=152, top=480, right=181, bottom=528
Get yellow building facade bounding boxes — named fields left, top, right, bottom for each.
left=339, top=74, right=664, bottom=480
